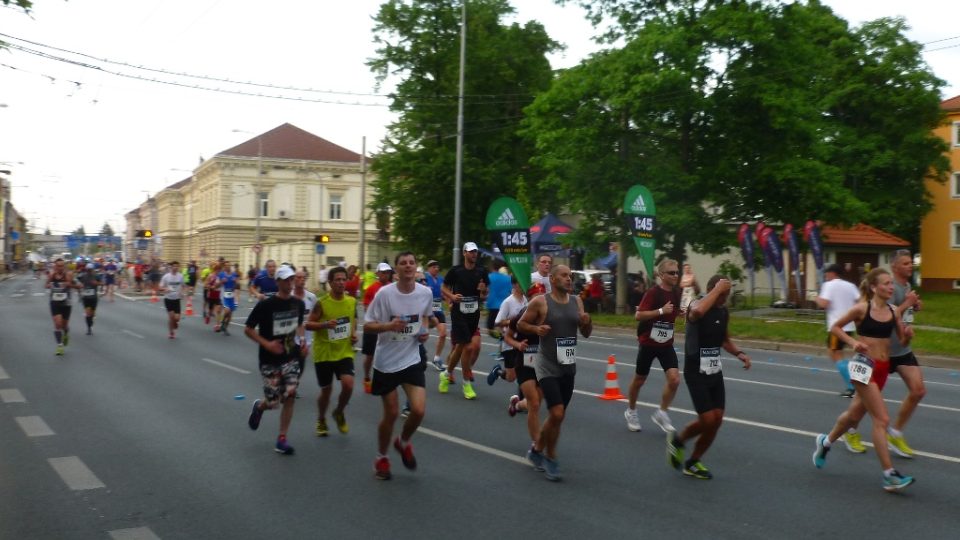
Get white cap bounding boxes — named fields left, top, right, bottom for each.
left=463, top=241, right=479, bottom=252
left=276, top=265, right=296, bottom=280
left=376, top=262, right=393, bottom=273
left=86, top=263, right=95, bottom=270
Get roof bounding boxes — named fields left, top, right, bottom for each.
left=163, top=177, right=192, bottom=191
left=941, top=95, right=960, bottom=112
left=820, top=223, right=909, bottom=248
left=217, top=123, right=362, bottom=163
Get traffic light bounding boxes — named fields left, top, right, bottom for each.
left=135, top=229, right=154, bottom=238
left=314, top=234, right=330, bottom=243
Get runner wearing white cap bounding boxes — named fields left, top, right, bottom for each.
left=439, top=242, right=489, bottom=399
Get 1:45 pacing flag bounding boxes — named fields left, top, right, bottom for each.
left=623, top=185, right=656, bottom=279
left=485, top=197, right=532, bottom=294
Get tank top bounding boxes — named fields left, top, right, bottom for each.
left=683, top=304, right=728, bottom=377
left=534, top=294, right=581, bottom=379
left=857, top=303, right=895, bottom=339
left=313, top=294, right=357, bottom=363
left=49, top=273, right=71, bottom=304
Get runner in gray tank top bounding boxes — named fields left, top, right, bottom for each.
left=518, top=264, right=592, bottom=481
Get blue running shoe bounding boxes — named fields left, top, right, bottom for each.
left=543, top=456, right=561, bottom=481
left=248, top=399, right=263, bottom=431
left=883, top=470, right=914, bottom=492
left=487, top=364, right=503, bottom=385
left=526, top=445, right=545, bottom=472
left=274, top=436, right=294, bottom=455
left=813, top=433, right=830, bottom=468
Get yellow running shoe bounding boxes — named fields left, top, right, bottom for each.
left=333, top=410, right=349, bottom=434
left=316, top=418, right=329, bottom=437
left=438, top=372, right=451, bottom=394
left=842, top=432, right=867, bottom=454
left=887, top=433, right=914, bottom=458
left=462, top=381, right=477, bottom=400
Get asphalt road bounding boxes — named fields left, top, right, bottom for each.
left=2, top=273, right=959, bottom=539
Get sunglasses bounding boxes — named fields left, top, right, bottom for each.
left=663, top=271, right=680, bottom=276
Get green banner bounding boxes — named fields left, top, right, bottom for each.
left=485, top=197, right=532, bottom=293
left=623, top=184, right=657, bottom=278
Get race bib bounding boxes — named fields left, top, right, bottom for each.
left=51, top=291, right=67, bottom=302
left=699, top=347, right=722, bottom=375
left=524, top=343, right=539, bottom=366
left=902, top=307, right=914, bottom=324
left=460, top=296, right=479, bottom=314
left=556, top=337, right=577, bottom=365
left=223, top=290, right=234, bottom=299
left=327, top=317, right=351, bottom=341
left=651, top=321, right=675, bottom=344
left=849, top=353, right=874, bottom=385
left=82, top=288, right=97, bottom=298
left=391, top=315, right=422, bottom=341
left=272, top=311, right=298, bottom=336
left=432, top=299, right=443, bottom=313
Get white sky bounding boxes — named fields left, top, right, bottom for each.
left=1, top=0, right=957, bottom=237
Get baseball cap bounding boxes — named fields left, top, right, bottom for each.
left=377, top=262, right=394, bottom=273
left=426, top=260, right=439, bottom=267
left=86, top=263, right=95, bottom=270
left=824, top=263, right=843, bottom=275
left=276, top=265, right=296, bottom=280
left=463, top=241, right=479, bottom=252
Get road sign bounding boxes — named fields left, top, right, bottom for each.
left=315, top=244, right=326, bottom=254
left=252, top=244, right=262, bottom=254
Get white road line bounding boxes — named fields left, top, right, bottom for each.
left=0, top=388, right=26, bottom=403
left=32, top=292, right=46, bottom=297
left=419, top=427, right=528, bottom=466
left=10, top=293, right=24, bottom=298
left=15, top=415, right=54, bottom=437
left=48, top=456, right=106, bottom=490
left=122, top=329, right=145, bottom=339
left=0, top=364, right=8, bottom=380
left=108, top=527, right=162, bottom=540
left=201, top=358, right=251, bottom=375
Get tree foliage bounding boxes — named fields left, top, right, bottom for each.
left=367, top=0, right=559, bottom=263
left=99, top=222, right=114, bottom=237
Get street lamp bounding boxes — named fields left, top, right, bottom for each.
left=232, top=129, right=264, bottom=268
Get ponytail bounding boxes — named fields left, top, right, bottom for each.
left=858, top=268, right=889, bottom=303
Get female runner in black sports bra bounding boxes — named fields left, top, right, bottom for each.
left=812, top=268, right=915, bottom=491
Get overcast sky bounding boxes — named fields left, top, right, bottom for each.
left=2, top=0, right=957, bottom=237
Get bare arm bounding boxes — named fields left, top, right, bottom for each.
left=830, top=303, right=867, bottom=353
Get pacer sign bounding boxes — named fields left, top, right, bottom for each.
left=624, top=184, right=657, bottom=280
left=486, top=197, right=532, bottom=293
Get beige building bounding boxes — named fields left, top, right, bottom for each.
left=127, top=123, right=387, bottom=271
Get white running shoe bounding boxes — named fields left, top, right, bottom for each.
left=624, top=408, right=642, bottom=432
left=651, top=409, right=675, bottom=432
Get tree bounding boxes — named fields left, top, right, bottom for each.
left=99, top=222, right=114, bottom=238
left=368, top=0, right=559, bottom=263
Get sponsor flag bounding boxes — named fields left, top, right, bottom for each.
left=485, top=197, right=532, bottom=293
left=803, top=220, right=825, bottom=288
left=783, top=224, right=802, bottom=301
left=738, top=223, right=756, bottom=299
left=623, top=185, right=656, bottom=279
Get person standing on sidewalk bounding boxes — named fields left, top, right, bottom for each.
left=816, top=264, right=861, bottom=398
left=624, top=259, right=682, bottom=433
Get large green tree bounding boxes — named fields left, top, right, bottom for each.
left=368, top=0, right=559, bottom=263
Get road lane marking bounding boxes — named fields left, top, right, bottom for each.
left=10, top=293, right=24, bottom=297
left=48, top=456, right=106, bottom=490
left=0, top=364, right=8, bottom=380
left=419, top=427, right=528, bottom=466
left=108, top=527, right=161, bottom=540
left=202, top=358, right=251, bottom=375
left=0, top=388, right=26, bottom=403
left=15, top=415, right=54, bottom=436
left=32, top=292, right=46, bottom=297
left=122, top=329, right=145, bottom=339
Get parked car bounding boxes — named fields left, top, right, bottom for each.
left=572, top=269, right=613, bottom=295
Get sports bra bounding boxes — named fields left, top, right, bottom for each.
left=857, top=303, right=895, bottom=338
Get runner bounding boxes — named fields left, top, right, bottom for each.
left=159, top=261, right=185, bottom=339
left=292, top=269, right=318, bottom=375
left=667, top=275, right=751, bottom=480
left=624, top=258, right=682, bottom=433
left=205, top=263, right=222, bottom=329
left=530, top=254, right=553, bottom=295
left=185, top=260, right=199, bottom=297
left=45, top=258, right=77, bottom=356
left=103, top=258, right=119, bottom=302
left=360, top=263, right=395, bottom=393
left=489, top=275, right=527, bottom=385
left=517, top=264, right=592, bottom=481
left=502, top=284, right=543, bottom=459
left=249, top=259, right=279, bottom=301
left=439, top=242, right=489, bottom=400
left=148, top=260, right=162, bottom=297
left=216, top=261, right=241, bottom=335
left=812, top=268, right=915, bottom=491
left=245, top=265, right=306, bottom=455
left=422, top=260, right=448, bottom=371
left=133, top=262, right=144, bottom=292
left=246, top=265, right=258, bottom=303
left=76, top=263, right=102, bottom=335
left=485, top=260, right=512, bottom=338
left=305, top=266, right=357, bottom=437
left=816, top=263, right=861, bottom=399
left=363, top=252, right=437, bottom=480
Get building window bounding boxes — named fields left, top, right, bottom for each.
left=258, top=192, right=269, bottom=218
left=953, top=222, right=960, bottom=249
left=954, top=121, right=960, bottom=147
left=953, top=280, right=960, bottom=290
left=952, top=172, right=960, bottom=199
left=329, top=194, right=342, bottom=220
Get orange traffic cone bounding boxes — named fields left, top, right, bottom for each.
left=185, top=295, right=194, bottom=316
left=599, top=354, right=625, bottom=400
left=150, top=288, right=158, bottom=303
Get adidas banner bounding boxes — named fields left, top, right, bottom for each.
left=485, top=197, right=532, bottom=293
left=623, top=184, right=656, bottom=279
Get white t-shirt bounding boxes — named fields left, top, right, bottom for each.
left=295, top=290, right=318, bottom=346
left=530, top=272, right=552, bottom=294
left=160, top=272, right=184, bottom=300
left=364, top=282, right=434, bottom=373
left=495, top=294, right=527, bottom=352
left=819, top=278, right=860, bottom=332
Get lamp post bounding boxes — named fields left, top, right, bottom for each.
left=233, top=129, right=263, bottom=268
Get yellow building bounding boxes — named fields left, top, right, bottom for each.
left=920, top=96, right=960, bottom=292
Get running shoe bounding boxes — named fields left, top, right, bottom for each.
left=55, top=345, right=64, bottom=356
left=462, top=381, right=477, bottom=400
left=214, top=324, right=221, bottom=332
left=374, top=456, right=392, bottom=480
left=651, top=409, right=675, bottom=432
left=333, top=410, right=348, bottom=434
left=204, top=314, right=210, bottom=324
left=543, top=456, right=561, bottom=481
left=882, top=470, right=915, bottom=492
left=839, top=388, right=855, bottom=398
left=667, top=432, right=684, bottom=470
left=887, top=433, right=915, bottom=458
left=222, top=326, right=230, bottom=336
left=274, top=436, right=295, bottom=455
left=248, top=399, right=263, bottom=431
left=431, top=358, right=445, bottom=372
left=486, top=364, right=503, bottom=385
left=843, top=431, right=867, bottom=454
left=62, top=332, right=69, bottom=346
left=438, top=372, right=451, bottom=394
left=683, top=460, right=713, bottom=480
left=86, top=329, right=92, bottom=335
left=624, top=408, right=642, bottom=432
left=400, top=403, right=410, bottom=418
left=508, top=395, right=520, bottom=417
left=393, top=437, right=417, bottom=470
left=813, top=433, right=830, bottom=468
left=526, top=445, right=545, bottom=472
left=169, top=332, right=175, bottom=339
left=316, top=417, right=329, bottom=437
left=364, top=378, right=372, bottom=394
